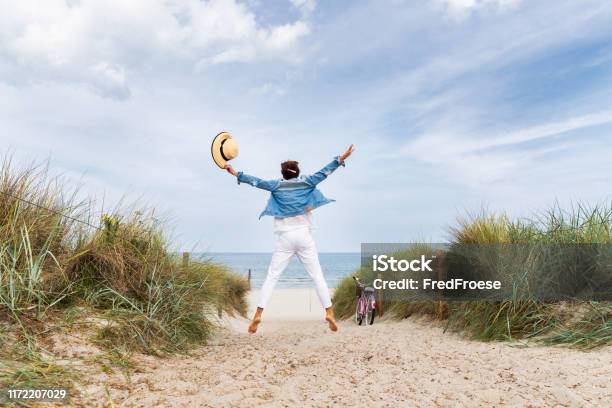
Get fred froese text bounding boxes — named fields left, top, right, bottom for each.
left=373, top=278, right=502, bottom=291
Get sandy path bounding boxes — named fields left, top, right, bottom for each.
left=79, top=317, right=612, bottom=407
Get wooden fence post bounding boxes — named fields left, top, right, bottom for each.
left=247, top=268, right=252, bottom=290
left=435, top=250, right=446, bottom=319
left=377, top=272, right=384, bottom=317
left=182, top=252, right=190, bottom=268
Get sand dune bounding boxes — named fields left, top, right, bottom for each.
left=74, top=300, right=611, bottom=407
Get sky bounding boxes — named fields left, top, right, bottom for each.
left=1, top=0, right=612, bottom=252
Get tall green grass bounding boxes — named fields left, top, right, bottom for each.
left=0, top=158, right=249, bottom=389
left=544, top=302, right=611, bottom=349
left=333, top=204, right=612, bottom=348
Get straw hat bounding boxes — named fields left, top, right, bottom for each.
left=211, top=132, right=239, bottom=168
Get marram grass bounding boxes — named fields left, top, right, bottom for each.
left=0, top=157, right=249, bottom=390
left=333, top=204, right=612, bottom=348
left=544, top=302, right=611, bottom=349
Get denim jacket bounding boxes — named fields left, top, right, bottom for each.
left=237, top=157, right=345, bottom=219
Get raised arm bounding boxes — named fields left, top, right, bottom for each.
left=224, top=164, right=279, bottom=191
left=304, top=144, right=354, bottom=187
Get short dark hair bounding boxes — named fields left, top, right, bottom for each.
left=281, top=160, right=300, bottom=180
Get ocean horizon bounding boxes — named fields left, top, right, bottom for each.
left=196, top=252, right=360, bottom=289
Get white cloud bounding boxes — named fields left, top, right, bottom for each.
left=91, top=62, right=130, bottom=99
left=411, top=110, right=612, bottom=155
left=291, top=0, right=317, bottom=15
left=474, top=110, right=612, bottom=150
left=208, top=21, right=310, bottom=64
left=1, top=0, right=612, bottom=250
left=401, top=110, right=612, bottom=186
left=0, top=0, right=310, bottom=99
left=435, top=0, right=521, bottom=19
left=250, top=82, right=287, bottom=97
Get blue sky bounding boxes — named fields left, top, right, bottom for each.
left=1, top=0, right=612, bottom=251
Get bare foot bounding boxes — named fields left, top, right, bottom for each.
left=248, top=308, right=264, bottom=334
left=248, top=317, right=261, bottom=334
left=325, top=315, right=338, bottom=332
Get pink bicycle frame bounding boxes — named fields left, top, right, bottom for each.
left=358, top=293, right=376, bottom=314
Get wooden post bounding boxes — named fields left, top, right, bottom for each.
left=377, top=272, right=384, bottom=317
left=435, top=250, right=446, bottom=319
left=182, top=252, right=190, bottom=268
left=247, top=268, right=252, bottom=290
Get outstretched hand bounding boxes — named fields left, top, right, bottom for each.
left=340, top=144, right=355, bottom=163
left=224, top=164, right=238, bottom=177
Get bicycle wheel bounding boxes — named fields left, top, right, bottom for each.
left=368, top=307, right=376, bottom=325
left=366, top=296, right=376, bottom=325
left=355, top=299, right=363, bottom=325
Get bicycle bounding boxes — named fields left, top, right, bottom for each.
left=353, top=276, right=376, bottom=325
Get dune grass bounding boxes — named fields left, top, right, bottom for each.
left=544, top=302, right=612, bottom=349
left=0, top=158, right=249, bottom=391
left=333, top=204, right=612, bottom=348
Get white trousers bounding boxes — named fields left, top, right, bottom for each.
left=257, top=228, right=332, bottom=310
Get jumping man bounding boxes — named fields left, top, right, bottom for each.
left=223, top=144, right=355, bottom=333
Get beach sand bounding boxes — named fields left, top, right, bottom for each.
left=74, top=288, right=612, bottom=407
left=245, top=288, right=334, bottom=321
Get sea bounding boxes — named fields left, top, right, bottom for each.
left=197, top=253, right=360, bottom=289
